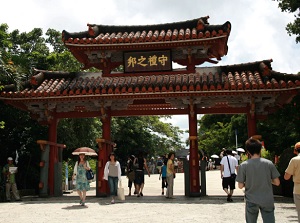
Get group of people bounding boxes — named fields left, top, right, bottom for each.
left=71, top=150, right=177, bottom=205
left=155, top=156, right=180, bottom=174
left=70, top=137, right=290, bottom=223
left=72, top=151, right=123, bottom=205
left=6, top=137, right=300, bottom=222
left=126, top=151, right=177, bottom=199
left=220, top=137, right=300, bottom=223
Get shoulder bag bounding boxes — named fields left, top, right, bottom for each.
left=227, top=156, right=236, bottom=179
left=86, top=169, right=94, bottom=180
left=86, top=161, right=94, bottom=180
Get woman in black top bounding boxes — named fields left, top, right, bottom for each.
left=127, top=155, right=135, bottom=196
left=134, top=152, right=150, bottom=197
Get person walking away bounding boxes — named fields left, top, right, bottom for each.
left=166, top=152, right=176, bottom=199
left=208, top=159, right=213, bottom=170
left=235, top=152, right=241, bottom=164
left=150, top=158, right=156, bottom=174
left=159, top=160, right=168, bottom=195
left=236, top=137, right=280, bottom=223
left=284, top=141, right=300, bottom=222
left=156, top=158, right=163, bottom=175
left=103, top=152, right=122, bottom=204
left=174, top=158, right=179, bottom=173
left=126, top=155, right=135, bottom=196
left=220, top=148, right=226, bottom=159
left=2, top=157, right=21, bottom=202
left=134, top=152, right=150, bottom=197
left=72, top=153, right=91, bottom=206
left=220, top=150, right=238, bottom=202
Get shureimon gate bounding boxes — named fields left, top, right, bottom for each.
left=1, top=16, right=300, bottom=197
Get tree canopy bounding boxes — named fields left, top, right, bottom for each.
left=0, top=24, right=184, bottom=190
left=276, top=0, right=300, bottom=43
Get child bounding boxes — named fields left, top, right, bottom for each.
left=159, top=160, right=168, bottom=195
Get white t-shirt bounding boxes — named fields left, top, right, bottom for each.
left=220, top=155, right=238, bottom=177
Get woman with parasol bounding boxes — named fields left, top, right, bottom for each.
left=72, top=147, right=96, bottom=206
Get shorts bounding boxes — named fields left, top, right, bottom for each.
left=161, top=177, right=168, bottom=188
left=222, top=176, right=236, bottom=190
left=134, top=170, right=145, bottom=185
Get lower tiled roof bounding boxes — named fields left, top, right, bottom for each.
left=1, top=59, right=299, bottom=99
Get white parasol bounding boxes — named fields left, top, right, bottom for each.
left=72, top=147, right=98, bottom=156
left=211, top=154, right=219, bottom=158
left=237, top=148, right=245, bottom=152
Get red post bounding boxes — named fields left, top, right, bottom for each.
left=48, top=118, right=58, bottom=196
left=97, top=107, right=112, bottom=196
left=188, top=104, right=200, bottom=195
left=247, top=112, right=257, bottom=138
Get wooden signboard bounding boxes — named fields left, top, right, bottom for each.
left=124, top=50, right=172, bottom=73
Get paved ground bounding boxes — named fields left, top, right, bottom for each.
left=0, top=170, right=298, bottom=223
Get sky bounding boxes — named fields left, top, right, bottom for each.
left=1, top=0, right=300, bottom=147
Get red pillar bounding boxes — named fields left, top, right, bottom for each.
left=188, top=104, right=200, bottom=195
left=247, top=112, right=257, bottom=138
left=48, top=118, right=58, bottom=196
left=102, top=107, right=111, bottom=140
left=97, top=107, right=112, bottom=196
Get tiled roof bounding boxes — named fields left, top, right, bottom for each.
left=61, top=17, right=232, bottom=71
left=62, top=16, right=231, bottom=45
left=1, top=59, right=299, bottom=99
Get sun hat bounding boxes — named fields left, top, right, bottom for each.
left=7, top=157, right=13, bottom=161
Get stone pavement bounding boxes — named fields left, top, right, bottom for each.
left=0, top=171, right=298, bottom=223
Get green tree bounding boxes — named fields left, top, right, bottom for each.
left=258, top=94, right=300, bottom=155
left=58, top=118, right=102, bottom=161
left=111, top=116, right=183, bottom=165
left=45, top=28, right=83, bottom=71
left=276, top=0, right=300, bottom=43
left=0, top=101, right=48, bottom=190
left=198, top=114, right=247, bottom=156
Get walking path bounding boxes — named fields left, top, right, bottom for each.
left=0, top=170, right=297, bottom=223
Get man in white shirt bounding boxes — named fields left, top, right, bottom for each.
left=220, top=150, right=238, bottom=202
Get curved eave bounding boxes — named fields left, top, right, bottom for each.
left=1, top=87, right=299, bottom=102
left=65, top=35, right=227, bottom=50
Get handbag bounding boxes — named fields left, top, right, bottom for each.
left=86, top=169, right=94, bottom=180
left=117, top=181, right=125, bottom=201
left=226, top=156, right=236, bottom=179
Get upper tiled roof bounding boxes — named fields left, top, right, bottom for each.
left=1, top=59, right=299, bottom=99
left=62, top=16, right=231, bottom=45
left=61, top=17, right=232, bottom=71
